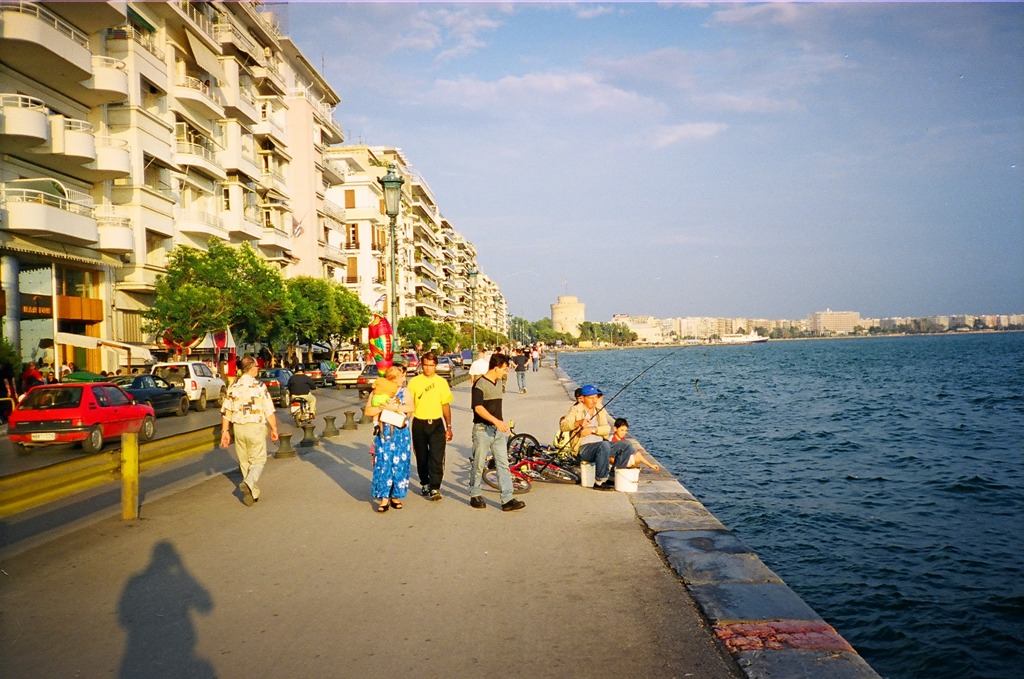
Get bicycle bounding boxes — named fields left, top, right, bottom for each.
left=482, top=425, right=580, bottom=492
left=289, top=395, right=315, bottom=428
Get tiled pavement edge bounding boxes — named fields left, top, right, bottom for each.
left=553, top=365, right=882, bottom=679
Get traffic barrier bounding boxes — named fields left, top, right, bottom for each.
left=0, top=426, right=221, bottom=519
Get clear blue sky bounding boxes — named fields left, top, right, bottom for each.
left=286, top=1, right=1024, bottom=322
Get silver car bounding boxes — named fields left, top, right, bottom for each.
left=150, top=361, right=226, bottom=411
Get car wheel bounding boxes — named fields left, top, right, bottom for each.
left=215, top=388, right=224, bottom=407
left=176, top=395, right=189, bottom=416
left=196, top=390, right=208, bottom=411
left=139, top=415, right=156, bottom=442
left=82, top=425, right=103, bottom=454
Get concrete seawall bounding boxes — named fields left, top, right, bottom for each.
left=0, top=364, right=878, bottom=677
left=552, top=366, right=881, bottom=679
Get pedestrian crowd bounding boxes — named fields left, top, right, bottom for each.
left=217, top=343, right=652, bottom=513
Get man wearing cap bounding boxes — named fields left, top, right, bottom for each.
left=559, top=384, right=634, bottom=490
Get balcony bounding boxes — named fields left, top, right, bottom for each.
left=0, top=94, right=49, bottom=153
left=253, top=60, right=286, bottom=95
left=24, top=116, right=97, bottom=177
left=260, top=226, right=292, bottom=251
left=174, top=208, right=226, bottom=240
left=0, top=2, right=91, bottom=93
left=0, top=182, right=97, bottom=246
left=96, top=211, right=135, bottom=254
left=222, top=208, right=262, bottom=240
left=320, top=243, right=347, bottom=265
left=104, top=26, right=166, bottom=85
left=416, top=277, right=438, bottom=292
left=321, top=157, right=347, bottom=185
left=80, top=55, right=130, bottom=106
left=82, top=136, right=131, bottom=181
left=116, top=263, right=162, bottom=294
left=111, top=182, right=176, bottom=232
left=414, top=259, right=440, bottom=278
left=175, top=76, right=225, bottom=120
left=108, top=105, right=175, bottom=167
left=174, top=139, right=226, bottom=181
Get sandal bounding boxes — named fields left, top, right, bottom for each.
left=389, top=499, right=403, bottom=510
left=376, top=501, right=390, bottom=513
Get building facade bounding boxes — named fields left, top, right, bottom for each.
left=0, top=1, right=504, bottom=372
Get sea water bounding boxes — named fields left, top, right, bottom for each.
left=556, top=333, right=1023, bottom=679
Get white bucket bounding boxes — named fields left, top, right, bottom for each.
left=579, top=461, right=595, bottom=487
left=614, top=467, right=640, bottom=493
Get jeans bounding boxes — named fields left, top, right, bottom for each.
left=469, top=423, right=513, bottom=504
left=515, top=370, right=527, bottom=392
left=577, top=439, right=635, bottom=484
left=531, top=358, right=539, bottom=371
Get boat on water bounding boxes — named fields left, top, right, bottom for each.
left=717, top=332, right=769, bottom=345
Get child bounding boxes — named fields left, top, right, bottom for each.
left=611, top=418, right=659, bottom=471
left=370, top=375, right=399, bottom=408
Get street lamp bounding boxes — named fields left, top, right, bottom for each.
left=378, top=162, right=404, bottom=335
left=467, top=268, right=478, bottom=356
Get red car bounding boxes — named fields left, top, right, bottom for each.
left=8, top=382, right=156, bottom=454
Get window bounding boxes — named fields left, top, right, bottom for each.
left=222, top=186, right=231, bottom=211
left=344, top=189, right=355, bottom=209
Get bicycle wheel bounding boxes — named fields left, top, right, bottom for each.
left=507, top=433, right=540, bottom=458
left=483, top=469, right=532, bottom=494
left=541, top=465, right=579, bottom=484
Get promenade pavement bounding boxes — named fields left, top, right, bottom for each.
left=0, top=364, right=741, bottom=679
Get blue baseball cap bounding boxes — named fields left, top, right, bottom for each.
left=580, top=384, right=600, bottom=396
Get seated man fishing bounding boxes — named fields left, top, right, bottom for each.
left=559, top=384, right=634, bottom=490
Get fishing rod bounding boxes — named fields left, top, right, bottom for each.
left=556, top=346, right=688, bottom=451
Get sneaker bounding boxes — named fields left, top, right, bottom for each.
left=239, top=481, right=255, bottom=506
left=420, top=486, right=430, bottom=497
left=592, top=481, right=616, bottom=491
left=428, top=489, right=443, bottom=502
left=501, top=498, right=526, bottom=512
left=469, top=496, right=486, bottom=509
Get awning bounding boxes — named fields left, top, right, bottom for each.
left=127, top=7, right=156, bottom=34
left=192, top=328, right=236, bottom=350
left=55, top=331, right=155, bottom=363
left=185, top=31, right=226, bottom=83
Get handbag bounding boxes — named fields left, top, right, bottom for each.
left=379, top=407, right=407, bottom=428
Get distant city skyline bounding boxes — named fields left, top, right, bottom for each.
left=288, top=3, right=1023, bottom=321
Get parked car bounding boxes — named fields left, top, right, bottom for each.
left=399, top=352, right=419, bottom=375
left=150, top=362, right=226, bottom=411
left=8, top=383, right=156, bottom=454
left=435, top=355, right=455, bottom=380
left=258, top=368, right=294, bottom=407
left=355, top=364, right=380, bottom=398
left=108, top=374, right=190, bottom=417
left=334, top=361, right=365, bottom=388
left=303, top=361, right=336, bottom=388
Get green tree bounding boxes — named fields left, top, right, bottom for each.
left=398, top=316, right=436, bottom=350
left=285, top=276, right=339, bottom=361
left=433, top=322, right=459, bottom=352
left=144, top=240, right=289, bottom=346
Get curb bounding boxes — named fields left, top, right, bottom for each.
left=553, top=368, right=881, bottom=679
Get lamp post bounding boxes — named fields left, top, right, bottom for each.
left=378, top=163, right=404, bottom=335
left=467, top=268, right=478, bottom=357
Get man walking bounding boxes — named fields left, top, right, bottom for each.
left=511, top=347, right=530, bottom=394
left=406, top=351, right=454, bottom=501
left=220, top=356, right=279, bottom=506
left=467, top=353, right=525, bottom=512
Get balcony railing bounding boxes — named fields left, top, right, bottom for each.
left=105, top=26, right=165, bottom=60
left=2, top=1, right=89, bottom=47
left=0, top=93, right=47, bottom=112
left=177, top=0, right=217, bottom=40
left=0, top=186, right=95, bottom=218
left=176, top=139, right=219, bottom=164
left=177, top=76, right=223, bottom=106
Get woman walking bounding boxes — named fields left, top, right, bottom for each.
left=364, top=365, right=414, bottom=512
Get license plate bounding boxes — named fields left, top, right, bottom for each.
left=31, top=432, right=56, bottom=442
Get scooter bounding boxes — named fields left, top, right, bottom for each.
left=289, top=395, right=315, bottom=428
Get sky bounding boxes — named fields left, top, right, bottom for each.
left=284, top=1, right=1024, bottom=323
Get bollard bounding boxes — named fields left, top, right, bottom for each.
left=121, top=431, right=139, bottom=520
left=322, top=415, right=341, bottom=437
left=359, top=411, right=374, bottom=425
left=342, top=411, right=358, bottom=430
left=299, top=423, right=317, bottom=447
left=276, top=432, right=297, bottom=458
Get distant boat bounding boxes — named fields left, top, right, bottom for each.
left=717, top=332, right=769, bottom=345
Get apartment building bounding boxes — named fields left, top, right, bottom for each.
left=1, top=1, right=501, bottom=371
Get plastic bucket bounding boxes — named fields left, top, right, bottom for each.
left=614, top=467, right=640, bottom=492
left=579, top=462, right=595, bottom=487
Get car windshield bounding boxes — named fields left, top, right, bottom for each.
left=341, top=363, right=361, bottom=370
left=109, top=376, right=134, bottom=386
left=21, top=387, right=83, bottom=410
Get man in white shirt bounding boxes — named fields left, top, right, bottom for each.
left=468, top=348, right=492, bottom=386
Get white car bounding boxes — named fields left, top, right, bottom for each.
left=334, top=361, right=366, bottom=388
left=150, top=362, right=226, bottom=411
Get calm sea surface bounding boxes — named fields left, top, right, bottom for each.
left=557, top=333, right=1023, bottom=679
